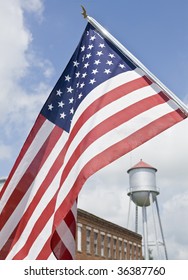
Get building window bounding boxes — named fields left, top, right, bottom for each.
left=113, top=237, right=117, bottom=259
left=119, top=238, right=122, bottom=259
left=94, top=230, right=98, bottom=255
left=100, top=233, right=105, bottom=257
left=129, top=242, right=132, bottom=259
left=124, top=240, right=127, bottom=259
left=107, top=235, right=111, bottom=258
left=77, top=223, right=82, bottom=252
left=133, top=243, right=137, bottom=260
left=138, top=245, right=141, bottom=260
left=86, top=228, right=91, bottom=254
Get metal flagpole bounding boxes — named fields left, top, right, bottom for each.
left=81, top=6, right=188, bottom=116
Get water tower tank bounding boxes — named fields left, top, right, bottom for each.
left=127, top=160, right=159, bottom=207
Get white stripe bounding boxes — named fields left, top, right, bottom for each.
left=71, top=67, right=145, bottom=128
left=0, top=131, right=68, bottom=251
left=71, top=200, right=77, bottom=221
left=56, top=100, right=178, bottom=207
left=1, top=120, right=55, bottom=210
left=56, top=220, right=75, bottom=259
left=18, top=216, right=54, bottom=260
left=65, top=83, right=161, bottom=165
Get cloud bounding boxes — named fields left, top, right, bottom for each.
left=0, top=144, right=12, bottom=160
left=0, top=0, right=52, bottom=175
left=0, top=0, right=50, bottom=111
left=20, top=0, right=44, bottom=19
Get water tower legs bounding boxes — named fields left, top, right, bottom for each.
left=142, top=206, right=149, bottom=260
left=155, top=198, right=168, bottom=260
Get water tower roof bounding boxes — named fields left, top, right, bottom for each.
left=127, top=159, right=157, bottom=173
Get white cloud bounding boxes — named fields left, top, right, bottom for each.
left=0, top=0, right=50, bottom=174
left=0, top=0, right=51, bottom=127
left=20, top=0, right=44, bottom=18
left=0, top=144, right=12, bottom=160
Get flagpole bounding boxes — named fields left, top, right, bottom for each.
left=81, top=7, right=188, bottom=116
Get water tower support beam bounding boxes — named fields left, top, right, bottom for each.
left=142, top=206, right=149, bottom=260
left=155, top=198, right=168, bottom=260
left=135, top=205, right=138, bottom=233
left=127, top=196, right=132, bottom=229
left=149, top=193, right=160, bottom=259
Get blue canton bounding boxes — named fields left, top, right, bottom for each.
left=41, top=23, right=136, bottom=132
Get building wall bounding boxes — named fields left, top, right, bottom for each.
left=76, top=209, right=142, bottom=260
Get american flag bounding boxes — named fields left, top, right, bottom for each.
left=0, top=22, right=187, bottom=259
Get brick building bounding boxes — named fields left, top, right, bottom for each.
left=76, top=208, right=142, bottom=260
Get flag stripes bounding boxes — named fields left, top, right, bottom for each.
left=0, top=22, right=187, bottom=260
left=1, top=65, right=186, bottom=259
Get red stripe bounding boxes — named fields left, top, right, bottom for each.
left=12, top=195, right=56, bottom=259
left=12, top=175, right=77, bottom=259
left=63, top=209, right=77, bottom=237
left=60, top=92, right=168, bottom=187
left=68, top=76, right=152, bottom=146
left=36, top=208, right=77, bottom=260
left=51, top=230, right=73, bottom=260
left=0, top=141, right=68, bottom=259
left=0, top=114, right=46, bottom=199
left=36, top=236, right=52, bottom=260
left=0, top=124, right=63, bottom=231
left=54, top=109, right=185, bottom=226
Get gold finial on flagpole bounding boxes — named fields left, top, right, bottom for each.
left=81, top=5, right=87, bottom=18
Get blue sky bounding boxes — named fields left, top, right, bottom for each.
left=0, top=0, right=188, bottom=260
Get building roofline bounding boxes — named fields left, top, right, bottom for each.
left=78, top=208, right=142, bottom=240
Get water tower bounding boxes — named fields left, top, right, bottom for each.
left=127, top=160, right=168, bottom=260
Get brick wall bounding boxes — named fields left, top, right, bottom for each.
left=76, top=209, right=142, bottom=260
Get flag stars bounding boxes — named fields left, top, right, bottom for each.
left=56, top=89, right=62, bottom=96
left=89, top=78, right=96, bottom=85
left=84, top=62, right=90, bottom=68
left=88, top=44, right=94, bottom=50
left=119, top=63, right=126, bottom=69
left=104, top=69, right=111, bottom=74
left=67, top=86, right=74, bottom=93
left=94, top=59, right=101, bottom=65
left=96, top=51, right=103, bottom=56
left=60, top=112, right=66, bottom=119
left=99, top=43, right=105, bottom=48
left=106, top=60, right=113, bottom=66
left=78, top=93, right=83, bottom=99
left=48, top=104, right=53, bottom=111
left=70, top=108, right=74, bottom=114
left=92, top=69, right=98, bottom=75
left=58, top=101, right=65, bottom=108
left=75, top=72, right=81, bottom=78
left=86, top=53, right=92, bottom=59
left=73, top=60, right=79, bottom=67
left=82, top=72, right=87, bottom=78
left=69, top=97, right=74, bottom=104
left=65, top=75, right=71, bottom=82
left=81, top=45, right=85, bottom=52
left=109, top=53, right=115, bottom=58
left=80, top=82, right=85, bottom=89
left=90, top=35, right=96, bottom=41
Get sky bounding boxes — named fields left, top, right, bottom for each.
left=0, top=0, right=188, bottom=260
